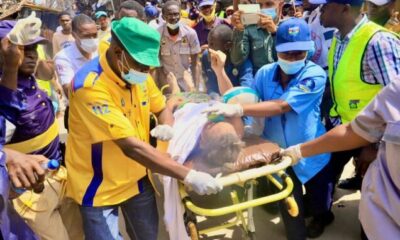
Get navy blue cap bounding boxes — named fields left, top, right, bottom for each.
left=145, top=5, right=158, bottom=18
left=275, top=18, right=314, bottom=53
left=309, top=0, right=364, bottom=6
left=0, top=20, right=47, bottom=44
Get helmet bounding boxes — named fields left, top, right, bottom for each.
left=222, top=87, right=259, bottom=105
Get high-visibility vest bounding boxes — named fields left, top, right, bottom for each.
left=328, top=21, right=388, bottom=123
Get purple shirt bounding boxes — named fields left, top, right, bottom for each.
left=193, top=17, right=226, bottom=46
left=0, top=147, right=38, bottom=240
left=0, top=75, right=61, bottom=161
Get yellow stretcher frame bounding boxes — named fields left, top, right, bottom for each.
left=178, top=156, right=298, bottom=239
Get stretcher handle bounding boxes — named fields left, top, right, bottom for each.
left=216, top=156, right=292, bottom=187
left=180, top=170, right=294, bottom=217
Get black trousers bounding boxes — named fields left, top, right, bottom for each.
left=279, top=165, right=334, bottom=240
left=325, top=118, right=361, bottom=183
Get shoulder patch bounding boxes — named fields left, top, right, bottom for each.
left=298, top=78, right=315, bottom=93
left=73, top=57, right=103, bottom=92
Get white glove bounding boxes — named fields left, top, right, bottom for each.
left=183, top=170, right=223, bottom=195
left=7, top=12, right=42, bottom=46
left=281, top=144, right=303, bottom=166
left=150, top=124, right=174, bottom=141
left=202, top=103, right=243, bottom=117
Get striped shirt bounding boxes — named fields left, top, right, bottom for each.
left=333, top=15, right=400, bottom=86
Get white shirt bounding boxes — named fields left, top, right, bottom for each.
left=304, top=7, right=336, bottom=68
left=54, top=42, right=97, bottom=86
left=148, top=19, right=160, bottom=29
left=163, top=102, right=210, bottom=240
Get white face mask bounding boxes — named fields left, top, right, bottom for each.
left=79, top=38, right=99, bottom=53
left=167, top=22, right=180, bottom=30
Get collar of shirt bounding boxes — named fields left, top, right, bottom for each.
left=306, top=7, right=321, bottom=23
left=16, top=74, right=36, bottom=89
left=99, top=53, right=128, bottom=88
left=335, top=15, right=368, bottom=43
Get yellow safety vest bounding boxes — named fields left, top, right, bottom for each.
left=328, top=21, right=386, bottom=123
left=36, top=45, right=52, bottom=97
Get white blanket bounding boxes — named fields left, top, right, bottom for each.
left=163, top=102, right=211, bottom=240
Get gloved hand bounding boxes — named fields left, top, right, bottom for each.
left=280, top=144, right=303, bottom=165
left=183, top=170, right=223, bottom=195
left=202, top=103, right=243, bottom=117
left=7, top=12, right=42, bottom=46
left=150, top=124, right=174, bottom=141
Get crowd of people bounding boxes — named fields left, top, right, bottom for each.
left=0, top=0, right=399, bottom=239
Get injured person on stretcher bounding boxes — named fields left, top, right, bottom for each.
left=163, top=75, right=280, bottom=176
left=160, top=75, right=281, bottom=240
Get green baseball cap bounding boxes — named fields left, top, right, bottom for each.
left=111, top=17, right=160, bottom=67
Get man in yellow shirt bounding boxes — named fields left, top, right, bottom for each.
left=67, top=17, right=222, bottom=240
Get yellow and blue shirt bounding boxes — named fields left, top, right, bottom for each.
left=66, top=54, right=166, bottom=207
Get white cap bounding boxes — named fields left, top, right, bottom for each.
left=367, top=0, right=391, bottom=6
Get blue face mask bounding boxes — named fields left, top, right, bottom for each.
left=260, top=8, right=277, bottom=19
left=277, top=57, right=306, bottom=75
left=120, top=52, right=148, bottom=85
left=122, top=69, right=147, bottom=85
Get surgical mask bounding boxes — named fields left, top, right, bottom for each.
left=277, top=57, right=306, bottom=75
left=167, top=22, right=180, bottom=30
left=119, top=52, right=148, bottom=85
left=260, top=8, right=277, bottom=19
left=122, top=69, right=147, bottom=85
left=200, top=5, right=216, bottom=22
left=79, top=38, right=99, bottom=53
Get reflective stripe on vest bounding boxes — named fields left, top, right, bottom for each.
left=328, top=21, right=384, bottom=123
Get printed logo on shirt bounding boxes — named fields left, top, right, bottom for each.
left=288, top=26, right=300, bottom=36
left=349, top=100, right=360, bottom=110
left=61, top=41, right=73, bottom=49
left=90, top=103, right=111, bottom=115
left=311, top=31, right=323, bottom=62
left=298, top=79, right=315, bottom=92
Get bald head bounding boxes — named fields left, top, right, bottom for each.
left=199, top=121, right=243, bottom=170
left=208, top=24, right=233, bottom=53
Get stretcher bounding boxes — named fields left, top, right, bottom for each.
left=179, top=153, right=298, bottom=240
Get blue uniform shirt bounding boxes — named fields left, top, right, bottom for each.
left=252, top=61, right=330, bottom=183
left=201, top=50, right=254, bottom=94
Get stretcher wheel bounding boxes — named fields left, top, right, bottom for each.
left=285, top=196, right=299, bottom=217
left=187, top=221, right=199, bottom=240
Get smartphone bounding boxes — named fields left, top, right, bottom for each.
left=239, top=4, right=260, bottom=25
